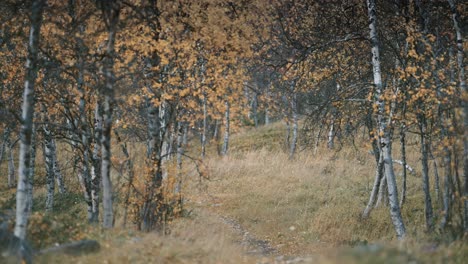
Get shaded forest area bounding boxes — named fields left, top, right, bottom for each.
left=0, top=0, right=467, bottom=262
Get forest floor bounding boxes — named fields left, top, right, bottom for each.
left=2, top=122, right=468, bottom=263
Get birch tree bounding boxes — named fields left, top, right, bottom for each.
left=366, top=0, right=406, bottom=239
left=97, top=0, right=120, bottom=229
left=15, top=0, right=46, bottom=240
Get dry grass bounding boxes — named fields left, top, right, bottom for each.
left=36, top=208, right=259, bottom=264
left=191, top=122, right=467, bottom=262
left=2, top=121, right=468, bottom=263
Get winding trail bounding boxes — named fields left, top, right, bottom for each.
left=215, top=213, right=313, bottom=264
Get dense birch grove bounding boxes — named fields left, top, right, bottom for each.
left=0, top=0, right=467, bottom=261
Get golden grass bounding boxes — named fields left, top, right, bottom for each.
left=189, top=123, right=467, bottom=262
left=2, top=122, right=468, bottom=263
left=36, top=207, right=263, bottom=264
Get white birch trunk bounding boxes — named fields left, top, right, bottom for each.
left=100, top=4, right=119, bottom=229
left=43, top=125, right=55, bottom=212
left=375, top=172, right=388, bottom=208
left=91, top=104, right=102, bottom=223
left=367, top=0, right=406, bottom=239
left=15, top=0, right=45, bottom=240
left=327, top=121, right=335, bottom=150
left=362, top=154, right=384, bottom=218
left=160, top=102, right=170, bottom=180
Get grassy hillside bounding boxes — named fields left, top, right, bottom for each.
left=189, top=121, right=468, bottom=262
left=1, top=122, right=467, bottom=263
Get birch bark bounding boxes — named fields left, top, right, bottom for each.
left=15, top=0, right=45, bottom=240
left=43, top=124, right=55, bottom=212
left=99, top=0, right=120, bottom=228
left=366, top=0, right=406, bottom=239
left=91, top=105, right=102, bottom=223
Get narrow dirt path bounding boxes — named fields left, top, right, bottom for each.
left=215, top=213, right=314, bottom=264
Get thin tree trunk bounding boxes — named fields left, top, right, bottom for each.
left=44, top=125, right=55, bottom=212
left=114, top=131, right=133, bottom=228
left=399, top=124, right=408, bottom=208
left=0, top=127, right=10, bottom=165
left=362, top=111, right=382, bottom=218
left=222, top=100, right=230, bottom=156
left=7, top=140, right=16, bottom=188
left=432, top=156, right=441, bottom=205
left=27, top=124, right=36, bottom=214
left=285, top=121, right=291, bottom=149
left=201, top=91, right=207, bottom=158
left=99, top=2, right=120, bottom=229
left=90, top=104, right=102, bottom=223
left=183, top=122, right=188, bottom=147
left=71, top=1, right=94, bottom=222
left=375, top=171, right=388, bottom=208
left=362, top=154, right=384, bottom=218
left=418, top=113, right=434, bottom=231
left=51, top=139, right=65, bottom=194
left=265, top=84, right=271, bottom=125
left=289, top=89, right=298, bottom=159
left=367, top=0, right=406, bottom=239
left=213, top=119, right=220, bottom=155
left=448, top=0, right=468, bottom=234
left=15, top=0, right=45, bottom=240
left=252, top=91, right=258, bottom=127
left=160, top=102, right=170, bottom=180
left=77, top=158, right=93, bottom=220
left=168, top=118, right=177, bottom=159
left=175, top=122, right=184, bottom=195
left=327, top=119, right=335, bottom=149
left=313, top=122, right=324, bottom=155
left=452, top=144, right=462, bottom=197
left=439, top=39, right=456, bottom=230
left=440, top=143, right=453, bottom=230
left=142, top=102, right=164, bottom=231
